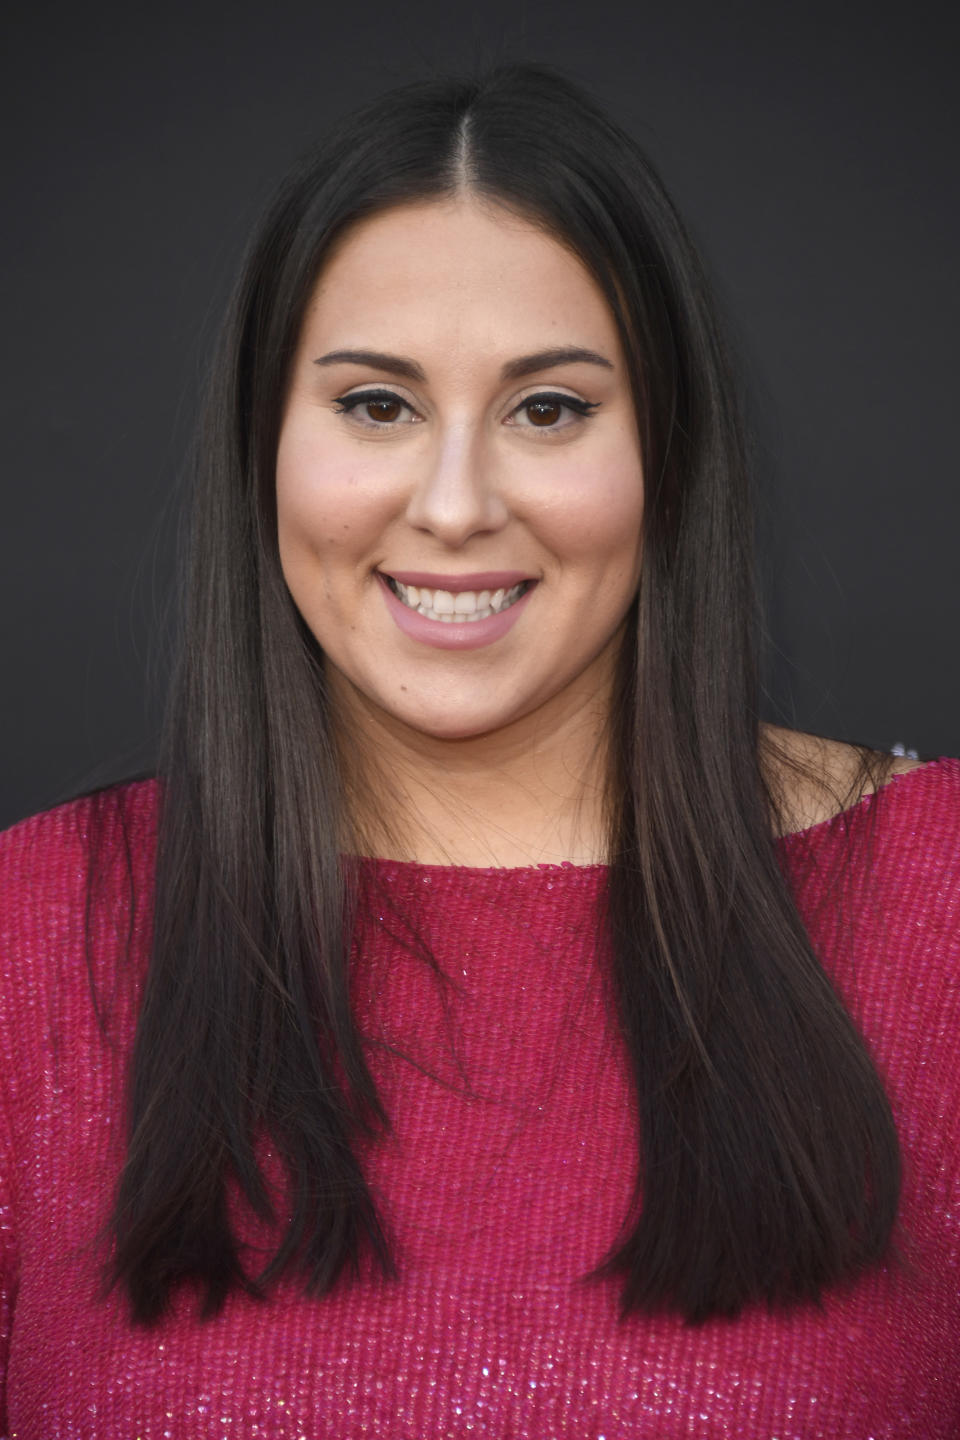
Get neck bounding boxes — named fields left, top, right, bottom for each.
left=332, top=675, right=613, bottom=869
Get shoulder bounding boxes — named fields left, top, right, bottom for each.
left=761, top=724, right=929, bottom=838
left=0, top=783, right=159, bottom=1146
left=771, top=737, right=960, bottom=1028
left=0, top=780, right=160, bottom=990
left=766, top=726, right=960, bottom=918
left=853, top=754, right=960, bottom=893
left=0, top=779, right=160, bottom=897
left=769, top=727, right=960, bottom=918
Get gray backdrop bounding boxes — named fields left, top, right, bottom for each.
left=3, top=0, right=958, bottom=829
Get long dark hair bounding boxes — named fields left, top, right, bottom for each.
left=110, top=65, right=900, bottom=1324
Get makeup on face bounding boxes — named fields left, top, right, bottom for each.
left=275, top=196, right=644, bottom=744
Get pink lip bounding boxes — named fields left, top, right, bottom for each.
left=381, top=570, right=532, bottom=592
left=376, top=572, right=535, bottom=651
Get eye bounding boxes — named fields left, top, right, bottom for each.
left=507, top=391, right=600, bottom=430
left=333, top=388, right=420, bottom=427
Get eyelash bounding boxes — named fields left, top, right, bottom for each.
left=332, top=387, right=600, bottom=430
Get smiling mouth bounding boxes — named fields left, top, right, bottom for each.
left=382, top=576, right=533, bottom=623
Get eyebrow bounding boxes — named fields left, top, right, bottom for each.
left=312, top=345, right=614, bottom=384
left=499, top=346, right=614, bottom=380
left=313, top=349, right=426, bottom=381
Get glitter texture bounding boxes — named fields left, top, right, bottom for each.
left=0, top=762, right=958, bottom=1436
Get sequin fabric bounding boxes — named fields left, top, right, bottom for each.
left=0, top=762, right=959, bottom=1437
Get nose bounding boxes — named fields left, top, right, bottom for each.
left=404, top=426, right=509, bottom=547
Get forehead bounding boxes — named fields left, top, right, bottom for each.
left=299, top=197, right=620, bottom=359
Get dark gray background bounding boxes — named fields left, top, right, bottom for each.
left=2, top=0, right=957, bottom=830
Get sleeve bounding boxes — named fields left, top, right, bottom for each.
left=0, top=782, right=157, bottom=1434
left=0, top=1094, right=17, bottom=1437
left=0, top=821, right=26, bottom=1438
left=0, top=798, right=73, bottom=1434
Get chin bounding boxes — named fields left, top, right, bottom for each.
left=396, top=709, right=515, bottom=743
left=380, top=684, right=541, bottom=741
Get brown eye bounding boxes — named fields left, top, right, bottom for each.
left=334, top=390, right=418, bottom=426
left=525, top=399, right=562, bottom=427
left=509, top=392, right=598, bottom=432
left=366, top=398, right=403, bottom=423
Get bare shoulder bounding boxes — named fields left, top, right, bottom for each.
left=760, top=724, right=924, bottom=838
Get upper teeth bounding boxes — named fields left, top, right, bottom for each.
left=388, top=579, right=527, bottom=622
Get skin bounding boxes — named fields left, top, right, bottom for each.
left=276, top=196, right=644, bottom=864
left=276, top=197, right=923, bottom=863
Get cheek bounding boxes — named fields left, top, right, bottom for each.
left=275, top=425, right=396, bottom=568
left=531, top=445, right=644, bottom=571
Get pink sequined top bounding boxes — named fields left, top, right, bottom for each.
left=1, top=761, right=959, bottom=1438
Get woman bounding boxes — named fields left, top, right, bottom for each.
left=0, top=65, right=957, bottom=1437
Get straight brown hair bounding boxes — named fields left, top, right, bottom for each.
left=107, top=64, right=900, bottom=1324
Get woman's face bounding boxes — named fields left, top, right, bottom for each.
left=276, top=197, right=645, bottom=743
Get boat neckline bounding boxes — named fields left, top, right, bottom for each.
left=351, top=756, right=950, bottom=876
